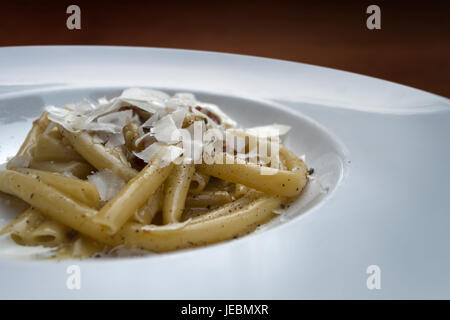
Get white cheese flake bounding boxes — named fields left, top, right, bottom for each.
left=133, top=142, right=164, bottom=164
left=87, top=169, right=126, bottom=201
left=245, top=124, right=291, bottom=139
left=151, top=113, right=183, bottom=144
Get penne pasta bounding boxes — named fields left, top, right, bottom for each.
left=29, top=220, right=73, bottom=247
left=116, top=195, right=282, bottom=252
left=189, top=172, right=210, bottom=195
left=233, top=184, right=249, bottom=199
left=279, top=146, right=308, bottom=173
left=181, top=207, right=210, bottom=220
left=0, top=169, right=117, bottom=245
left=162, top=163, right=195, bottom=224
left=197, top=152, right=308, bottom=197
left=0, top=207, right=44, bottom=242
left=203, top=177, right=234, bottom=193
left=62, top=129, right=138, bottom=181
left=93, top=148, right=174, bottom=234
left=1, top=207, right=71, bottom=248
left=28, top=160, right=94, bottom=179
left=133, top=185, right=164, bottom=225
left=32, top=133, right=84, bottom=162
left=185, top=190, right=232, bottom=208
left=181, top=192, right=259, bottom=222
left=2, top=89, right=310, bottom=258
left=14, top=168, right=100, bottom=207
left=123, top=121, right=141, bottom=152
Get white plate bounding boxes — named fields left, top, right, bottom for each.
left=0, top=46, right=448, bottom=299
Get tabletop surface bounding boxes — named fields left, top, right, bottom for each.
left=0, top=0, right=448, bottom=98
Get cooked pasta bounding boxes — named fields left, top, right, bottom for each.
left=189, top=172, right=210, bottom=195
left=133, top=185, right=164, bottom=225
left=0, top=88, right=309, bottom=259
left=162, top=163, right=195, bottom=224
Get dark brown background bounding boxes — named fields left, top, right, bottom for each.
left=0, top=0, right=448, bottom=97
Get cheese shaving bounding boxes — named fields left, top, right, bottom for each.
left=87, top=169, right=126, bottom=201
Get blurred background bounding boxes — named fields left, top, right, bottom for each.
left=0, top=0, right=448, bottom=97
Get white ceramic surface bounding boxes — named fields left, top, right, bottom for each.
left=0, top=46, right=449, bottom=299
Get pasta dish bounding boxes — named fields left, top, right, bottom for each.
left=0, top=88, right=309, bottom=259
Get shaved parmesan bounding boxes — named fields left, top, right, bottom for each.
left=171, top=108, right=187, bottom=128
left=134, top=132, right=153, bottom=147
left=97, top=97, right=109, bottom=105
left=120, top=88, right=170, bottom=102
left=45, top=88, right=244, bottom=168
left=133, top=142, right=164, bottom=163
left=104, top=133, right=126, bottom=148
left=166, top=93, right=197, bottom=109
left=69, top=100, right=96, bottom=114
left=161, top=145, right=184, bottom=166
left=85, top=121, right=120, bottom=133
left=87, top=169, right=125, bottom=201
left=46, top=106, right=86, bottom=132
left=86, top=110, right=136, bottom=134
left=134, top=142, right=183, bottom=166
left=245, top=124, right=291, bottom=140
left=141, top=112, right=160, bottom=128
left=119, top=88, right=169, bottom=112
left=151, top=114, right=183, bottom=144
left=97, top=109, right=134, bottom=126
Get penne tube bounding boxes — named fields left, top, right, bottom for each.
left=123, top=121, right=141, bottom=152
left=185, top=191, right=232, bottom=208
left=181, top=208, right=210, bottom=220
left=189, top=172, right=210, bottom=195
left=14, top=168, right=100, bottom=207
left=1, top=90, right=312, bottom=258
left=279, top=156, right=288, bottom=170
left=117, top=195, right=282, bottom=252
left=28, top=160, right=94, bottom=179
left=0, top=207, right=44, bottom=242
left=133, top=185, right=164, bottom=225
left=30, top=220, right=72, bottom=247
left=190, top=190, right=263, bottom=222
left=203, top=177, right=234, bottom=193
left=2, top=207, right=107, bottom=258
left=0, top=169, right=117, bottom=245
left=197, top=152, right=307, bottom=197
left=1, top=207, right=72, bottom=248
left=32, top=133, right=84, bottom=162
left=93, top=149, right=174, bottom=234
left=162, top=163, right=195, bottom=224
left=233, top=184, right=249, bottom=199
left=45, top=125, right=63, bottom=140
left=62, top=129, right=138, bottom=181
left=183, top=191, right=260, bottom=222
left=279, top=146, right=308, bottom=173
